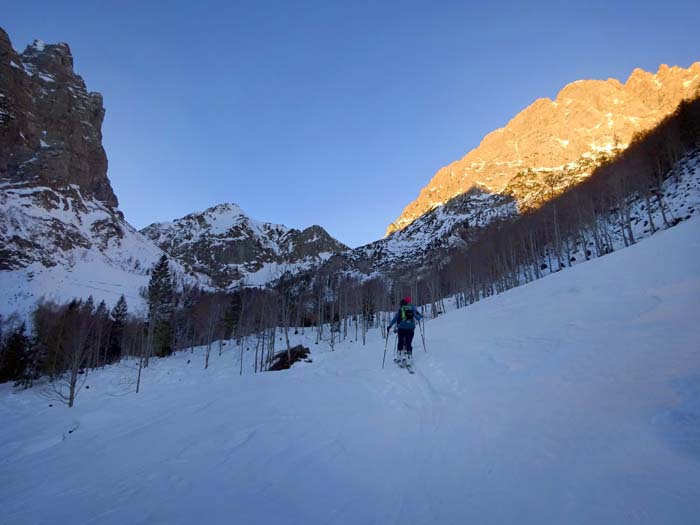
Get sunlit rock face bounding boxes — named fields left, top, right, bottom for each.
left=387, top=62, right=700, bottom=235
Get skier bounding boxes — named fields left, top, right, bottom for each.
left=387, top=296, right=423, bottom=363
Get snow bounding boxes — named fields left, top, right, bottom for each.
left=141, top=203, right=345, bottom=289
left=2, top=217, right=699, bottom=524
left=0, top=257, right=150, bottom=318
left=150, top=203, right=287, bottom=241
left=0, top=185, right=210, bottom=318
left=240, top=258, right=325, bottom=287
left=369, top=188, right=516, bottom=269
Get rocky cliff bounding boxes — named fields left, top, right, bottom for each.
left=0, top=29, right=205, bottom=316
left=2, top=25, right=697, bottom=314
left=0, top=29, right=115, bottom=207
left=387, top=62, right=700, bottom=235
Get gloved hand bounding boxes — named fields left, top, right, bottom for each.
left=393, top=327, right=398, bottom=334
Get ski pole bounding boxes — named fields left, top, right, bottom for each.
left=419, top=319, right=427, bottom=353
left=382, top=328, right=390, bottom=368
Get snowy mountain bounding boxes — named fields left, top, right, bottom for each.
left=2, top=24, right=699, bottom=525
left=0, top=29, right=209, bottom=317
left=0, top=29, right=349, bottom=311
left=314, top=143, right=700, bottom=290
left=1, top=25, right=697, bottom=319
left=2, top=216, right=698, bottom=524
left=141, top=203, right=349, bottom=288
left=331, top=187, right=516, bottom=278
left=388, top=62, right=700, bottom=234
left=320, top=93, right=700, bottom=283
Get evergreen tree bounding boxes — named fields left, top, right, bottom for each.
left=148, top=255, right=174, bottom=357
left=173, top=286, right=197, bottom=351
left=0, top=316, right=5, bottom=379
left=108, top=295, right=128, bottom=362
left=93, top=300, right=110, bottom=367
left=0, top=323, right=30, bottom=383
left=95, top=300, right=108, bottom=318
left=83, top=295, right=95, bottom=315
left=223, top=293, right=242, bottom=339
left=80, top=296, right=99, bottom=367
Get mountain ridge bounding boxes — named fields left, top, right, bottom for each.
left=387, top=62, right=700, bottom=235
left=2, top=26, right=698, bottom=316
left=141, top=202, right=349, bottom=289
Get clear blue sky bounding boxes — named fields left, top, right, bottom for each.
left=5, top=1, right=699, bottom=247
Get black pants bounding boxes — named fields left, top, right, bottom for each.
left=397, top=328, right=415, bottom=354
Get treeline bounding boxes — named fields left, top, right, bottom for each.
left=0, top=254, right=412, bottom=407
left=3, top=97, right=697, bottom=407
left=0, top=295, right=129, bottom=406
left=430, top=95, right=700, bottom=305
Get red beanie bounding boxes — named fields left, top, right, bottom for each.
left=404, top=296, right=412, bottom=304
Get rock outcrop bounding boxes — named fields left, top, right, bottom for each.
left=0, top=29, right=206, bottom=316
left=0, top=27, right=127, bottom=273
left=0, top=28, right=115, bottom=207
left=387, top=62, right=700, bottom=235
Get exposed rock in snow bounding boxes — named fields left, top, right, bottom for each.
left=141, top=203, right=349, bottom=289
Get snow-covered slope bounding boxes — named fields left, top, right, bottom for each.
left=0, top=183, right=209, bottom=318
left=141, top=203, right=349, bottom=288
left=2, top=217, right=699, bottom=524
left=345, top=187, right=516, bottom=276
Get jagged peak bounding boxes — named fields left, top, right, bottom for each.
left=145, top=202, right=287, bottom=238
left=201, top=202, right=247, bottom=217
left=22, top=40, right=71, bottom=57
left=151, top=202, right=248, bottom=226
left=301, top=224, right=328, bottom=234
left=0, top=26, right=115, bottom=207
left=30, top=39, right=46, bottom=51
left=626, top=66, right=651, bottom=85
left=20, top=39, right=74, bottom=72
left=297, top=225, right=349, bottom=249
left=386, top=61, right=700, bottom=236
left=0, top=27, right=12, bottom=51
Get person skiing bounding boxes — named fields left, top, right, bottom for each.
left=387, top=296, right=423, bottom=361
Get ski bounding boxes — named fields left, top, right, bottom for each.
left=395, top=352, right=415, bottom=373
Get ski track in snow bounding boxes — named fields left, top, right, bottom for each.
left=1, top=219, right=700, bottom=524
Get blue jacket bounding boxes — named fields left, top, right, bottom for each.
left=388, top=305, right=422, bottom=331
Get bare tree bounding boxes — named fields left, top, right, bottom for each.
left=42, top=300, right=95, bottom=408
